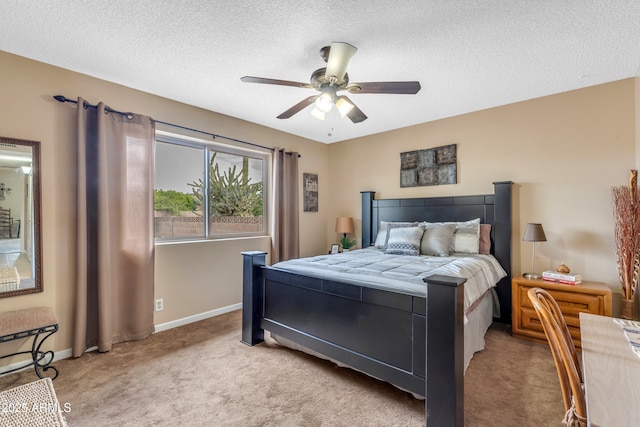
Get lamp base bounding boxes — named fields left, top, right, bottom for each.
left=523, top=272, right=541, bottom=280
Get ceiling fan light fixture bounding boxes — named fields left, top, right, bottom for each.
left=241, top=42, right=419, bottom=125
left=315, top=92, right=333, bottom=113
left=335, top=97, right=354, bottom=118
left=310, top=107, right=326, bottom=120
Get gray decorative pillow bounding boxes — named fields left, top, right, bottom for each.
left=420, top=223, right=456, bottom=256
left=374, top=221, right=418, bottom=249
left=385, top=226, right=425, bottom=256
left=419, top=218, right=481, bottom=254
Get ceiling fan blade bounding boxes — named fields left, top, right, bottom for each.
left=277, top=96, right=318, bottom=119
left=241, top=76, right=314, bottom=89
left=339, top=96, right=367, bottom=123
left=324, top=42, right=357, bottom=84
left=345, top=81, right=421, bottom=94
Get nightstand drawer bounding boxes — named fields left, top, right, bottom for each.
left=517, top=285, right=607, bottom=317
left=519, top=306, right=581, bottom=342
left=511, top=275, right=612, bottom=348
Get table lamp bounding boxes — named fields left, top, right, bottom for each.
left=335, top=217, right=355, bottom=250
left=335, top=217, right=354, bottom=239
left=523, top=223, right=546, bottom=279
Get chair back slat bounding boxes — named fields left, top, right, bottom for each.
left=527, top=287, right=586, bottom=423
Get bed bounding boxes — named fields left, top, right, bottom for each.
left=241, top=181, right=512, bottom=426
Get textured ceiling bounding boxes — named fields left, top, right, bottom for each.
left=1, top=1, right=639, bottom=144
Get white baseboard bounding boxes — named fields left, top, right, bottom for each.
left=0, top=348, right=73, bottom=377
left=0, top=303, right=241, bottom=376
left=154, top=303, right=242, bottom=333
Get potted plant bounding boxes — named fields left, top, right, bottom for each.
left=340, top=235, right=357, bottom=252
left=612, top=170, right=640, bottom=319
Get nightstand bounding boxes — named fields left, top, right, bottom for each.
left=511, top=275, right=612, bottom=348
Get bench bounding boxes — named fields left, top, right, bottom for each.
left=0, top=307, right=59, bottom=379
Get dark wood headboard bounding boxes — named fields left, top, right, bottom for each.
left=361, top=181, right=513, bottom=324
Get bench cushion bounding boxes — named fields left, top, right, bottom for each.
left=0, top=307, right=58, bottom=337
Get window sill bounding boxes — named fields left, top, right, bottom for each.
left=155, top=234, right=269, bottom=246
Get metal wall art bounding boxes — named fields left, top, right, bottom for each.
left=400, top=144, right=457, bottom=187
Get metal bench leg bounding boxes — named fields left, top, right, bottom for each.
left=31, top=327, right=59, bottom=380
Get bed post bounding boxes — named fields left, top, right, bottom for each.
left=492, top=181, right=513, bottom=324
left=361, top=191, right=375, bottom=247
left=241, top=251, right=267, bottom=346
left=424, top=275, right=466, bottom=427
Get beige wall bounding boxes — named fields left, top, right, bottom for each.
left=328, top=79, right=637, bottom=315
left=0, top=48, right=638, bottom=361
left=0, top=51, right=329, bottom=357
left=636, top=77, right=640, bottom=168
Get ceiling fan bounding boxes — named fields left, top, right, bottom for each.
left=241, top=42, right=421, bottom=123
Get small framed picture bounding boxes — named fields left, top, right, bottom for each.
left=330, top=244, right=340, bottom=254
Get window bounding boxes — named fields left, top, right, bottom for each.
left=154, top=132, right=267, bottom=240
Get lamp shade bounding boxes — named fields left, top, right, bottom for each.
left=315, top=92, right=333, bottom=113
left=335, top=96, right=354, bottom=117
left=522, top=223, right=546, bottom=242
left=310, top=107, right=326, bottom=120
left=335, top=217, right=355, bottom=234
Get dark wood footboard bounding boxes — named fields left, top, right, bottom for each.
left=241, top=181, right=512, bottom=426
left=241, top=251, right=466, bottom=426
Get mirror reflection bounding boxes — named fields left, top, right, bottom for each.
left=0, top=137, right=41, bottom=297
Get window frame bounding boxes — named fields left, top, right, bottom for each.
left=154, top=131, right=270, bottom=242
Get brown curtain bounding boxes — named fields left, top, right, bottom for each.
left=73, top=98, right=155, bottom=357
left=271, top=148, right=299, bottom=263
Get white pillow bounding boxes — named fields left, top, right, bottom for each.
left=384, top=226, right=425, bottom=256
left=450, top=218, right=481, bottom=254
left=374, top=221, right=418, bottom=249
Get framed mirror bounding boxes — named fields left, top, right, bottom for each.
left=0, top=136, right=41, bottom=297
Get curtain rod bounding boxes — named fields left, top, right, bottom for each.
left=53, top=95, right=300, bottom=157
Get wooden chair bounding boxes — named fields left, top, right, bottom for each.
left=527, top=287, right=586, bottom=426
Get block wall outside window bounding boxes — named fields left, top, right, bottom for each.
left=154, top=134, right=267, bottom=240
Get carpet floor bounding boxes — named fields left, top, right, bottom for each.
left=0, top=310, right=564, bottom=426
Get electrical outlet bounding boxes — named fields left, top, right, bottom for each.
left=155, top=298, right=164, bottom=312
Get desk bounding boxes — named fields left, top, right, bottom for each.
left=580, top=312, right=640, bottom=427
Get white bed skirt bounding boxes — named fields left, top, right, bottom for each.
left=270, top=288, right=498, bottom=398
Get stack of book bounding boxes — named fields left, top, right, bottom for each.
left=542, top=270, right=582, bottom=285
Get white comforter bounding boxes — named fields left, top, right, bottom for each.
left=272, top=247, right=506, bottom=316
